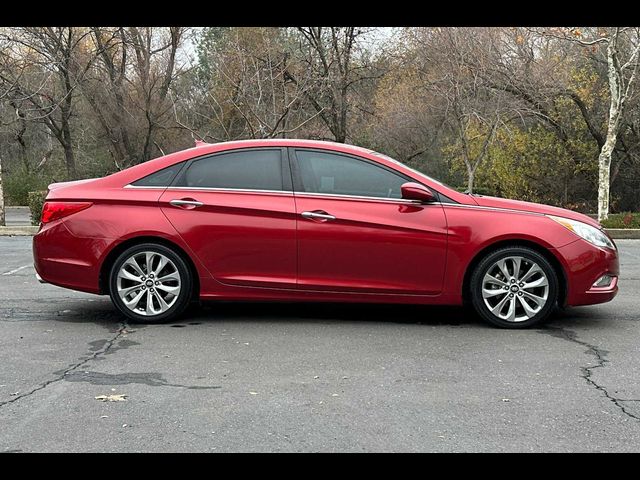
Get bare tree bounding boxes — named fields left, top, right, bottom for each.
left=0, top=27, right=98, bottom=178
left=83, top=27, right=186, bottom=169
left=407, top=27, right=510, bottom=193
left=293, top=27, right=382, bottom=143
left=180, top=27, right=319, bottom=141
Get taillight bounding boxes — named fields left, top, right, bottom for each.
left=41, top=202, right=92, bottom=224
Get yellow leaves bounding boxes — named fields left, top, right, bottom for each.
left=516, top=35, right=524, bottom=45
left=573, top=29, right=582, bottom=38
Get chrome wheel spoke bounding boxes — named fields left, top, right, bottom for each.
left=483, top=287, right=507, bottom=298
left=124, top=257, right=145, bottom=277
left=154, top=255, right=168, bottom=275
left=118, top=268, right=143, bottom=283
left=521, top=263, right=542, bottom=283
left=496, top=259, right=511, bottom=280
left=123, top=289, right=145, bottom=308
left=158, top=271, right=180, bottom=283
left=490, top=294, right=511, bottom=316
left=119, top=284, right=143, bottom=296
left=511, top=257, right=522, bottom=280
left=146, top=289, right=156, bottom=315
left=522, top=290, right=546, bottom=306
left=154, top=291, right=171, bottom=312
left=156, top=283, right=180, bottom=294
left=504, top=296, right=517, bottom=322
left=523, top=276, right=548, bottom=289
left=116, top=251, right=181, bottom=317
left=484, top=273, right=507, bottom=288
left=517, top=295, right=540, bottom=317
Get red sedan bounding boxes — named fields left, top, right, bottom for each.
left=33, top=139, right=619, bottom=328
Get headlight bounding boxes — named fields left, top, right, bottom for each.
left=547, top=215, right=615, bottom=250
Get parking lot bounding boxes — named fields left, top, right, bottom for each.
left=1, top=236, right=639, bottom=452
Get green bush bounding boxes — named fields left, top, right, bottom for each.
left=27, top=190, right=47, bottom=226
left=4, top=168, right=49, bottom=206
left=601, top=212, right=640, bottom=229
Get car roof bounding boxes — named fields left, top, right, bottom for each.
left=189, top=138, right=376, bottom=155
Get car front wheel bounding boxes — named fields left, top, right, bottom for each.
left=470, top=246, right=559, bottom=329
left=108, top=243, right=193, bottom=324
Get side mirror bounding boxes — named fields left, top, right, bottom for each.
left=401, top=182, right=437, bottom=203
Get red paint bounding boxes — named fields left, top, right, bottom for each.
left=32, top=139, right=619, bottom=308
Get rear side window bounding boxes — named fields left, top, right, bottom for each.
left=132, top=162, right=185, bottom=187
left=175, top=149, right=284, bottom=191
left=294, top=150, right=408, bottom=199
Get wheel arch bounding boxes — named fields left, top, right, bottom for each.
left=461, top=238, right=568, bottom=308
left=99, top=236, right=200, bottom=300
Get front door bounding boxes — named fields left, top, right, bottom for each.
left=291, top=149, right=447, bottom=295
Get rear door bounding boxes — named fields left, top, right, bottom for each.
left=159, top=147, right=297, bottom=289
left=290, top=148, right=448, bottom=295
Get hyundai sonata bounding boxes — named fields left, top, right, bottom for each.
left=33, top=139, right=619, bottom=328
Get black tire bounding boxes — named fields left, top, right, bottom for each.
left=108, top=242, right=193, bottom=324
left=469, top=246, right=559, bottom=329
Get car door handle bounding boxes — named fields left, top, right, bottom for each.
left=301, top=211, right=336, bottom=221
left=169, top=199, right=204, bottom=209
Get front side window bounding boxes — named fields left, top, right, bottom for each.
left=175, top=149, right=284, bottom=191
left=295, top=150, right=407, bottom=199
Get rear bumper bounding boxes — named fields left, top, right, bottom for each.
left=32, top=221, right=110, bottom=294
left=555, top=239, right=620, bottom=306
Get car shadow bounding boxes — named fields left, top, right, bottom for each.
left=195, top=301, right=479, bottom=327
left=44, top=297, right=613, bottom=331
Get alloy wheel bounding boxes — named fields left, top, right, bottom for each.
left=481, top=255, right=550, bottom=323
left=116, top=251, right=182, bottom=316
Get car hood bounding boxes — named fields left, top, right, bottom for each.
left=472, top=195, right=601, bottom=228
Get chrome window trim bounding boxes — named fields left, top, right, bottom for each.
left=124, top=185, right=169, bottom=190
left=125, top=184, right=293, bottom=195
left=293, top=191, right=430, bottom=205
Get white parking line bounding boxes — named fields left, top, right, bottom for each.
left=2, top=264, right=32, bottom=276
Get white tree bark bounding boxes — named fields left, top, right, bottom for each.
left=0, top=158, right=5, bottom=227
left=598, top=39, right=622, bottom=222
left=597, top=29, right=640, bottom=222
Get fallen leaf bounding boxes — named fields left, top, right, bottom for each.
left=100, top=415, right=109, bottom=419
left=501, top=398, right=510, bottom=402
left=331, top=394, right=339, bottom=397
left=313, top=375, right=319, bottom=379
left=95, top=394, right=127, bottom=402
left=249, top=391, right=258, bottom=395
left=10, top=391, right=19, bottom=396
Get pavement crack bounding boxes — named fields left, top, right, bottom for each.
left=0, top=322, right=129, bottom=409
left=541, top=326, right=640, bottom=421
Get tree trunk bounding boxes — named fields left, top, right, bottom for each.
left=597, top=134, right=616, bottom=221
left=598, top=39, right=623, bottom=222
left=0, top=158, right=5, bottom=227
left=467, top=165, right=475, bottom=194
left=62, top=140, right=77, bottom=179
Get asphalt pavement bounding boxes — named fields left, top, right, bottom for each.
left=1, top=236, right=639, bottom=452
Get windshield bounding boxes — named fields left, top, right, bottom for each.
left=369, top=151, right=456, bottom=191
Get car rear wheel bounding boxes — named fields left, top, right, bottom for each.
left=470, top=246, right=559, bottom=329
left=108, top=243, right=193, bottom=324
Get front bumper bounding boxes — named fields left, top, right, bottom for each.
left=555, top=239, right=619, bottom=306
